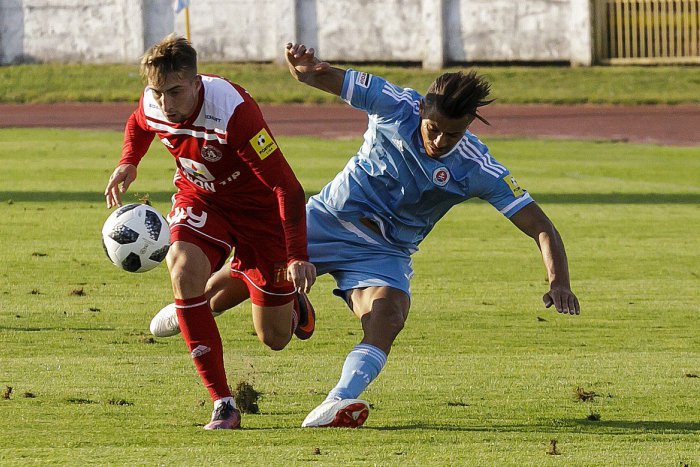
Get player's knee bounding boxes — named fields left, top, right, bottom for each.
left=167, top=252, right=210, bottom=297
left=168, top=266, right=202, bottom=296
left=364, top=306, right=406, bottom=338
left=257, top=331, right=291, bottom=351
left=264, top=339, right=289, bottom=351
left=168, top=266, right=188, bottom=290
left=383, top=313, right=405, bottom=337
left=386, top=302, right=408, bottom=327
left=168, top=263, right=186, bottom=284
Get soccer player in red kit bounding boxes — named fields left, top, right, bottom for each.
left=104, top=35, right=316, bottom=430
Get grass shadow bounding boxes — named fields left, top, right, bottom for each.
left=0, top=326, right=116, bottom=332
left=369, top=419, right=700, bottom=434
left=535, top=193, right=700, bottom=204
left=0, top=191, right=323, bottom=204
left=568, top=419, right=700, bottom=433
left=2, top=191, right=700, bottom=205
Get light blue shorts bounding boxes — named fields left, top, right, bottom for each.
left=306, top=199, right=413, bottom=297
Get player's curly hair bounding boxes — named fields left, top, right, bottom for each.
left=424, top=71, right=494, bottom=125
left=140, top=34, right=197, bottom=88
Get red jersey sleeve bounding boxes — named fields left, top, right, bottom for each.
left=227, top=97, right=309, bottom=263
left=119, top=95, right=155, bottom=167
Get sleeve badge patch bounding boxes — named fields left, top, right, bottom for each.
left=504, top=175, right=525, bottom=197
left=249, top=128, right=278, bottom=160
left=356, top=72, right=371, bottom=88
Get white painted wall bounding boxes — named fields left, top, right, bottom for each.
left=306, top=0, right=425, bottom=62
left=569, top=0, right=593, bottom=66
left=16, top=0, right=145, bottom=63
left=174, top=0, right=288, bottom=61
left=0, top=0, right=24, bottom=63
left=0, top=0, right=593, bottom=65
left=445, top=0, right=572, bottom=62
left=144, top=0, right=176, bottom=51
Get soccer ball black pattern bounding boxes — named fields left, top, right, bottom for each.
left=108, top=224, right=139, bottom=244
left=121, top=252, right=142, bottom=273
left=144, top=210, right=162, bottom=241
left=148, top=245, right=169, bottom=263
left=115, top=203, right=139, bottom=217
left=101, top=203, right=171, bottom=273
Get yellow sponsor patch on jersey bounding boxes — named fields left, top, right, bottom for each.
left=249, top=128, right=278, bottom=160
left=504, top=174, right=525, bottom=197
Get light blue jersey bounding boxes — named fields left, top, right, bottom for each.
left=308, top=70, right=534, bottom=295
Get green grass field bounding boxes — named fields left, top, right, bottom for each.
left=2, top=62, right=700, bottom=104
left=0, top=129, right=699, bottom=465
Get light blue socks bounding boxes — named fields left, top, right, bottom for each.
left=327, top=343, right=387, bottom=401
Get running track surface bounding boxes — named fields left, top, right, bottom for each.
left=0, top=103, right=698, bottom=146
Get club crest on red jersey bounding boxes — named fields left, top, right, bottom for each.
left=201, top=144, right=223, bottom=162
left=432, top=167, right=450, bottom=186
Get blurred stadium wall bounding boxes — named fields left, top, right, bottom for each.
left=1, top=0, right=695, bottom=67
left=0, top=0, right=593, bottom=66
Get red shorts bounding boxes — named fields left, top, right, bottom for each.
left=167, top=188, right=295, bottom=307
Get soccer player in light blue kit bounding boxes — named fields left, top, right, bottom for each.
left=149, top=42, right=581, bottom=428
left=285, top=43, right=580, bottom=428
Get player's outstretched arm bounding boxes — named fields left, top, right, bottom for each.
left=285, top=43, right=345, bottom=97
left=104, top=163, right=137, bottom=208
left=508, top=202, right=580, bottom=315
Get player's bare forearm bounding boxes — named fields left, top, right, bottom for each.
left=509, top=203, right=580, bottom=314
left=537, top=226, right=570, bottom=289
left=285, top=42, right=344, bottom=97
left=536, top=227, right=580, bottom=315
left=299, top=67, right=345, bottom=96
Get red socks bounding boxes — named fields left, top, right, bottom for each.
left=175, top=295, right=231, bottom=400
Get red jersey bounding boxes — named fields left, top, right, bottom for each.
left=119, top=74, right=308, bottom=263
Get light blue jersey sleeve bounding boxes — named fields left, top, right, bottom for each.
left=340, top=69, right=420, bottom=121
left=452, top=133, right=535, bottom=218
left=472, top=168, right=534, bottom=218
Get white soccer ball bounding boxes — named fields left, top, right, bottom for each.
left=101, top=203, right=171, bottom=273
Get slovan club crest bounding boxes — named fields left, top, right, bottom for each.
left=432, top=167, right=450, bottom=186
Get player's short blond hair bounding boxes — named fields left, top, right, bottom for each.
left=140, top=34, right=197, bottom=88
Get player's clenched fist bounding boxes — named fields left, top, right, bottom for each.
left=104, top=163, right=137, bottom=208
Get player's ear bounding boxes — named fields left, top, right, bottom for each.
left=419, top=99, right=425, bottom=118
